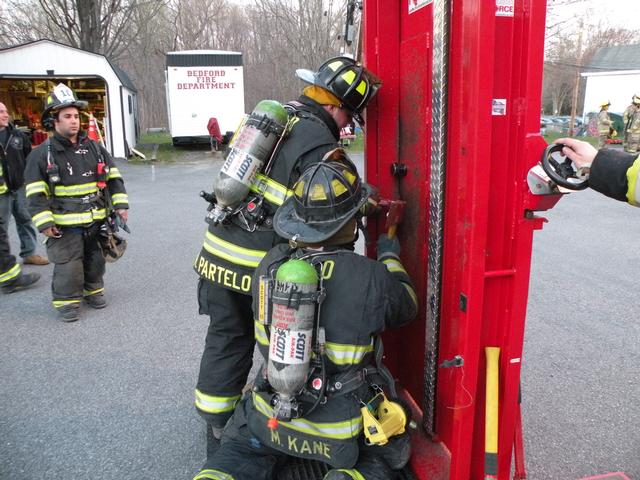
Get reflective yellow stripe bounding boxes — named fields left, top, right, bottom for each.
left=250, top=173, right=293, bottom=207
left=335, top=470, right=365, bottom=480
left=252, top=392, right=363, bottom=439
left=341, top=70, right=356, bottom=85
left=32, top=210, right=54, bottom=228
left=356, top=80, right=367, bottom=96
left=107, top=168, right=122, bottom=180
left=203, top=231, right=267, bottom=268
left=382, top=258, right=407, bottom=275
left=53, top=299, right=81, bottom=307
left=194, top=389, right=240, bottom=414
left=0, top=263, right=21, bottom=284
left=54, top=182, right=98, bottom=197
left=111, top=193, right=129, bottom=206
left=626, top=156, right=640, bottom=206
left=0, top=183, right=7, bottom=195
left=254, top=320, right=269, bottom=346
left=26, top=181, right=50, bottom=197
left=83, top=288, right=104, bottom=296
left=53, top=209, right=107, bottom=225
left=325, top=340, right=374, bottom=366
left=193, top=469, right=235, bottom=480
left=404, top=283, right=418, bottom=308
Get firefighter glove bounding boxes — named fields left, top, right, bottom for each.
left=377, top=234, right=401, bottom=259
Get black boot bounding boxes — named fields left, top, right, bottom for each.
left=1, top=272, right=41, bottom=294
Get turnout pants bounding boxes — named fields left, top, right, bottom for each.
left=194, top=398, right=403, bottom=480
left=0, top=210, right=20, bottom=285
left=0, top=187, right=37, bottom=258
left=625, top=132, right=640, bottom=153
left=46, top=224, right=105, bottom=310
left=196, top=280, right=255, bottom=428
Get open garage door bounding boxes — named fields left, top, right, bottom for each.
left=0, top=77, right=110, bottom=149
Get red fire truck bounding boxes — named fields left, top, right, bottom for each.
left=356, top=1, right=629, bottom=479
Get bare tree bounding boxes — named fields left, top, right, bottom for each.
left=0, top=0, right=158, bottom=61
left=0, top=0, right=352, bottom=129
left=543, top=21, right=640, bottom=115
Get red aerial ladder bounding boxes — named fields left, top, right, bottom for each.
left=356, top=1, right=628, bottom=479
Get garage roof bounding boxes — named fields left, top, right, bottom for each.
left=0, top=39, right=137, bottom=92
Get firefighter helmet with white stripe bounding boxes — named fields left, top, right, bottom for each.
left=41, top=83, right=88, bottom=129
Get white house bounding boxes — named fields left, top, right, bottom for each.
left=0, top=39, right=138, bottom=159
left=582, top=44, right=640, bottom=119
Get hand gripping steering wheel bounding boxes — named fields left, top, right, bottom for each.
left=540, top=143, right=589, bottom=191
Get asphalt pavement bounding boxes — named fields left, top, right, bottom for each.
left=523, top=184, right=640, bottom=479
left=1, top=150, right=638, bottom=479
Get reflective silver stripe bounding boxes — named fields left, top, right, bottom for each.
left=32, top=210, right=54, bottom=228
left=253, top=393, right=363, bottom=439
left=325, top=340, right=374, bottom=366
left=107, top=168, right=122, bottom=180
left=250, top=173, right=293, bottom=206
left=54, top=182, right=98, bottom=196
left=194, top=389, right=240, bottom=414
left=26, top=181, right=50, bottom=197
left=53, top=209, right=107, bottom=225
left=193, top=469, right=235, bottom=480
left=111, top=193, right=129, bottom=206
left=203, top=231, right=267, bottom=268
left=627, top=156, right=640, bottom=206
left=254, top=321, right=269, bottom=346
left=382, top=258, right=408, bottom=275
left=0, top=263, right=21, bottom=284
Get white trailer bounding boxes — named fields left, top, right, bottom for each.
left=165, top=50, right=245, bottom=145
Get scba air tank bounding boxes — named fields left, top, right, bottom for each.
left=268, top=259, right=318, bottom=421
left=213, top=100, right=288, bottom=213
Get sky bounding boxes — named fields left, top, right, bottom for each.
left=547, top=0, right=640, bottom=31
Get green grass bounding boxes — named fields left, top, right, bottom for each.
left=341, top=131, right=364, bottom=152
left=543, top=132, right=599, bottom=147
left=132, top=131, right=202, bottom=163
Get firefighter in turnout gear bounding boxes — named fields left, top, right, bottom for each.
left=597, top=101, right=613, bottom=148
left=556, top=137, right=640, bottom=208
left=623, top=95, right=640, bottom=153
left=0, top=104, right=43, bottom=293
left=193, top=157, right=418, bottom=480
left=193, top=57, right=382, bottom=441
left=25, top=84, right=129, bottom=322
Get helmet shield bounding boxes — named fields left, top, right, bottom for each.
left=275, top=149, right=372, bottom=244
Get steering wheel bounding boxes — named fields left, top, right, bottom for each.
left=540, top=143, right=589, bottom=191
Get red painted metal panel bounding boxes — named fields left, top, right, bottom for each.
left=363, top=1, right=550, bottom=478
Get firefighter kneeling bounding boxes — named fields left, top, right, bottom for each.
left=194, top=157, right=418, bottom=480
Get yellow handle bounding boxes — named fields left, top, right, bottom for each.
left=484, top=346, right=500, bottom=478
left=387, top=225, right=397, bottom=238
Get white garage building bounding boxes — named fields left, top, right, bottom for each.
left=0, top=39, right=138, bottom=159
